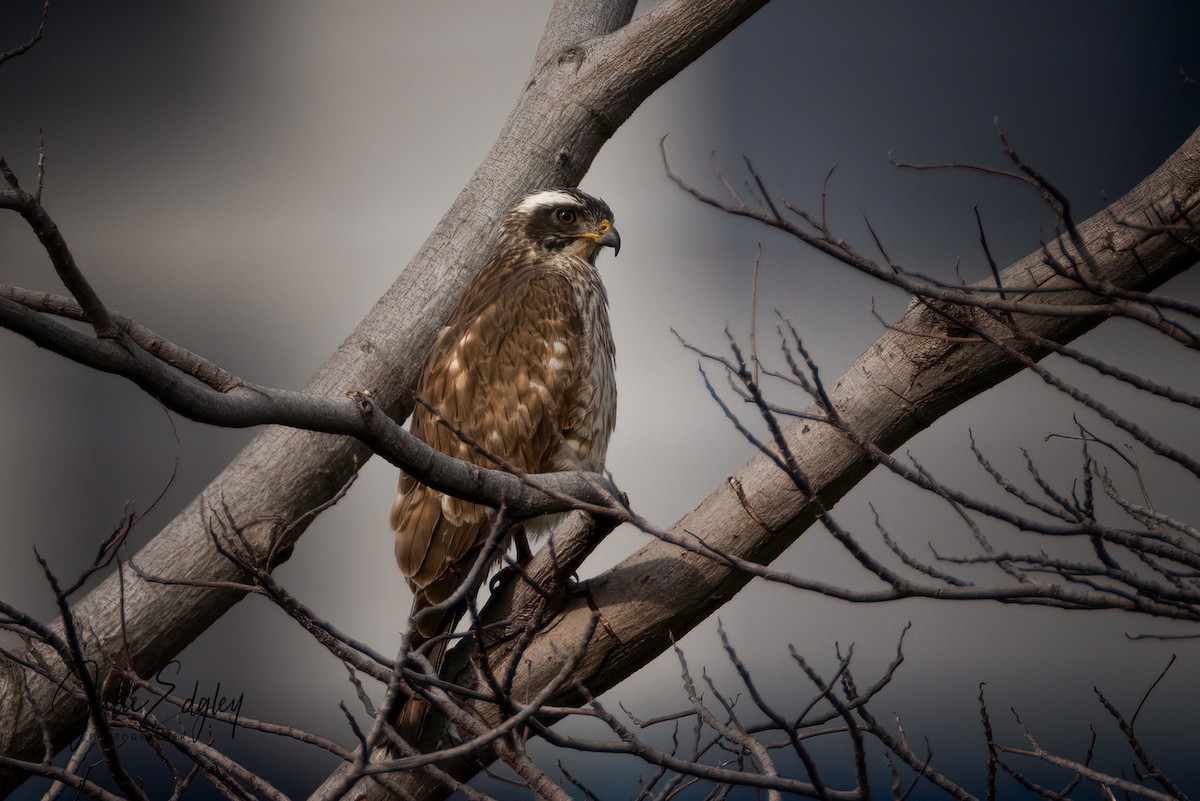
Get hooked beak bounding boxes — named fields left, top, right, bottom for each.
left=597, top=223, right=621, bottom=257
left=573, top=220, right=621, bottom=258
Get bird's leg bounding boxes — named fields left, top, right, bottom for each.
left=513, top=528, right=533, bottom=565
left=488, top=526, right=531, bottom=593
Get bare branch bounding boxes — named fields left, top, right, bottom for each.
left=0, top=0, right=48, bottom=67
left=0, top=177, right=118, bottom=338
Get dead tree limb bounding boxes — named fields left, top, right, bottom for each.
left=0, top=0, right=769, bottom=795
left=318, top=123, right=1200, bottom=799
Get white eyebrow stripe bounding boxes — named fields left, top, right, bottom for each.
left=515, top=190, right=579, bottom=214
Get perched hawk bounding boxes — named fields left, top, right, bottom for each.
left=390, top=187, right=620, bottom=738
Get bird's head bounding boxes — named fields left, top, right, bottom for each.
left=506, top=187, right=620, bottom=263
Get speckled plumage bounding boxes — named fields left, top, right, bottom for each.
left=390, top=188, right=619, bottom=738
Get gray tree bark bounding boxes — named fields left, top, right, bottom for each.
left=0, top=0, right=768, bottom=795
left=3, top=1, right=1199, bottom=799
left=322, top=123, right=1200, bottom=800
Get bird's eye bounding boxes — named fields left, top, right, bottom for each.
left=554, top=208, right=576, bottom=225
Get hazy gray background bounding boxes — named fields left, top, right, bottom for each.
left=3, top=1, right=1200, bottom=797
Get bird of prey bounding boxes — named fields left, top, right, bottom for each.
left=390, top=186, right=620, bottom=739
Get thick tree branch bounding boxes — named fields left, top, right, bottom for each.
left=0, top=290, right=621, bottom=517
left=0, top=0, right=769, bottom=795
left=321, top=124, right=1200, bottom=799
left=8, top=3, right=1194, bottom=799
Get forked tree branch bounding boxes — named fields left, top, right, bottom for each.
left=4, top=4, right=1199, bottom=800
left=314, top=124, right=1200, bottom=799
left=0, top=0, right=769, bottom=795
left=0, top=284, right=623, bottom=518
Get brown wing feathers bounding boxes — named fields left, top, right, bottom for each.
left=390, top=187, right=617, bottom=744
left=392, top=272, right=582, bottom=606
